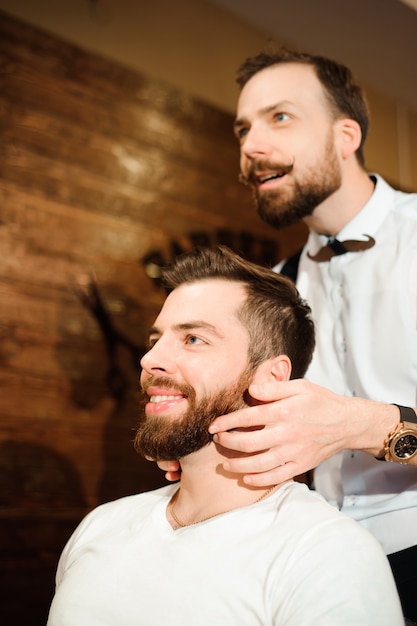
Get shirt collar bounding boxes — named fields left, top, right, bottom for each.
left=309, top=174, right=395, bottom=250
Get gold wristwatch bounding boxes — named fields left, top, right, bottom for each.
left=384, top=405, right=417, bottom=463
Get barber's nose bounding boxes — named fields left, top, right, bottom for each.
left=240, top=125, right=272, bottom=160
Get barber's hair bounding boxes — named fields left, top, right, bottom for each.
left=161, top=246, right=315, bottom=379
left=237, top=48, right=369, bottom=167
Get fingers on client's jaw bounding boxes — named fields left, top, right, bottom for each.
left=221, top=431, right=266, bottom=454
left=224, top=447, right=289, bottom=474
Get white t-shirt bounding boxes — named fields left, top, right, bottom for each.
left=47, top=481, right=403, bottom=626
left=292, top=175, right=417, bottom=554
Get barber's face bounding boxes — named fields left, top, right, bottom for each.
left=136, top=280, right=253, bottom=460
left=235, top=63, right=342, bottom=228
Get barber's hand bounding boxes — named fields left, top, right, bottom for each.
left=155, top=460, right=182, bottom=482
left=208, top=379, right=397, bottom=487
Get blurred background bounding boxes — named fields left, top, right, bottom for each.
left=0, top=1, right=416, bottom=623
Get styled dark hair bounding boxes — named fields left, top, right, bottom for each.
left=162, top=246, right=315, bottom=379
left=236, top=48, right=369, bottom=167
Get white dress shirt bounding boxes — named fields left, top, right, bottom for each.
left=290, top=175, right=417, bottom=554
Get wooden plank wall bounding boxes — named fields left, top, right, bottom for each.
left=0, top=11, right=307, bottom=624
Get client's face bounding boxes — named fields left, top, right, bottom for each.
left=135, top=280, right=253, bottom=460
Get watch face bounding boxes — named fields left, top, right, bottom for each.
left=393, top=433, right=417, bottom=459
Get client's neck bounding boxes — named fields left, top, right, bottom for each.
left=166, top=442, right=281, bottom=530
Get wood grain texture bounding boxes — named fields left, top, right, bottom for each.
left=0, top=11, right=308, bottom=623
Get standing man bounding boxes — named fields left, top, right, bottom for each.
left=161, top=50, right=417, bottom=621
left=47, top=247, right=403, bottom=626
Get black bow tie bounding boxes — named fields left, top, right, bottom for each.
left=308, top=235, right=376, bottom=262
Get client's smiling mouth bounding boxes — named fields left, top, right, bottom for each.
left=149, top=394, right=185, bottom=403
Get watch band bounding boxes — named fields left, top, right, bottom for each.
left=392, top=404, right=417, bottom=424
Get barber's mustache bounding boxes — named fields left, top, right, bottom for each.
left=239, top=158, right=295, bottom=186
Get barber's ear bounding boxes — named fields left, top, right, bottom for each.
left=251, top=355, right=292, bottom=384
left=336, top=118, right=362, bottom=159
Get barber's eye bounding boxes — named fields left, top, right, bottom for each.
left=235, top=127, right=249, bottom=140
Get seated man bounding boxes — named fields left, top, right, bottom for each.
left=47, top=246, right=403, bottom=626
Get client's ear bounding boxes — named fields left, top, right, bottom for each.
left=251, top=355, right=292, bottom=385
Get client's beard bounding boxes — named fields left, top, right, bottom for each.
left=134, top=368, right=254, bottom=461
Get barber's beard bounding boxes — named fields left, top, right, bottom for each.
left=242, top=135, right=342, bottom=230
left=134, top=368, right=254, bottom=461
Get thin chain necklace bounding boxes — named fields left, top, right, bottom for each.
left=169, top=484, right=278, bottom=528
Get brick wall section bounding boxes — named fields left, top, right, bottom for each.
left=0, top=11, right=307, bottom=624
